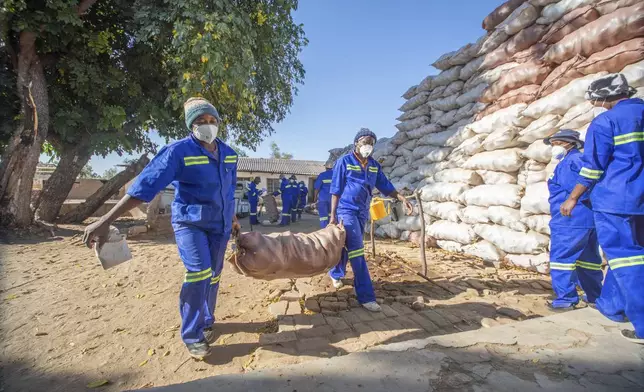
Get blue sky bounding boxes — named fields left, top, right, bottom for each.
left=61, top=0, right=505, bottom=175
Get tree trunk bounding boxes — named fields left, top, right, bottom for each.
left=35, top=137, right=93, bottom=222
left=0, top=32, right=50, bottom=227
left=58, top=155, right=150, bottom=224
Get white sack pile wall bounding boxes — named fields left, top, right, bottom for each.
left=330, top=0, right=644, bottom=273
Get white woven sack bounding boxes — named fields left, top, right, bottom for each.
left=557, top=101, right=607, bottom=130
left=423, top=147, right=452, bottom=163
left=394, top=216, right=423, bottom=232
left=423, top=202, right=462, bottom=222
left=474, top=224, right=550, bottom=254
left=537, top=0, right=600, bottom=25
left=459, top=205, right=491, bottom=224
left=518, top=169, right=548, bottom=187
left=520, top=181, right=550, bottom=216
left=407, top=123, right=442, bottom=140
left=522, top=140, right=552, bottom=163
left=487, top=206, right=528, bottom=232
left=460, top=56, right=485, bottom=81
left=434, top=168, right=483, bottom=185
left=522, top=72, right=609, bottom=119
left=462, top=240, right=506, bottom=262
left=517, top=114, right=561, bottom=144
left=483, top=125, right=522, bottom=151
left=466, top=104, right=528, bottom=135
left=621, top=60, right=644, bottom=88
left=456, top=134, right=487, bottom=156
left=402, top=85, right=418, bottom=100
left=417, top=75, right=434, bottom=92
left=464, top=148, right=525, bottom=172
left=420, top=183, right=471, bottom=203
left=456, top=83, right=489, bottom=107
left=464, top=62, right=519, bottom=90
left=476, top=170, right=518, bottom=185
left=497, top=3, right=540, bottom=36
left=428, top=220, right=478, bottom=244
left=505, top=253, right=550, bottom=273
left=436, top=240, right=464, bottom=253
left=461, top=184, right=524, bottom=208
left=522, top=215, right=551, bottom=235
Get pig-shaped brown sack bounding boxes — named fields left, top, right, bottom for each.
left=227, top=223, right=346, bottom=280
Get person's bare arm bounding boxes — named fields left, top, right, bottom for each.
left=389, top=190, right=413, bottom=214
left=329, top=194, right=340, bottom=225
left=560, top=184, right=588, bottom=217
left=83, top=195, right=143, bottom=248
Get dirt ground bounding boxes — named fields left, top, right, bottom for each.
left=0, top=214, right=561, bottom=392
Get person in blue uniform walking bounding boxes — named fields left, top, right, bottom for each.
left=544, top=130, right=602, bottom=311
left=314, top=162, right=334, bottom=228
left=83, top=97, right=241, bottom=359
left=560, top=74, right=644, bottom=344
left=274, top=174, right=291, bottom=226
left=289, top=175, right=299, bottom=222
left=247, top=177, right=262, bottom=225
left=297, top=181, right=308, bottom=220
left=329, top=128, right=413, bottom=312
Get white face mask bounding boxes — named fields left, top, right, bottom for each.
left=193, top=124, right=218, bottom=144
left=359, top=145, right=373, bottom=158
left=551, top=145, right=568, bottom=161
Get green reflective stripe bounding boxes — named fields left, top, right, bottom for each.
left=224, top=155, right=238, bottom=163
left=368, top=166, right=378, bottom=173
left=580, top=167, right=603, bottom=179
left=210, top=274, right=221, bottom=285
left=185, top=267, right=213, bottom=283
left=610, top=255, right=644, bottom=270
left=549, top=262, right=576, bottom=271
left=285, top=185, right=292, bottom=188
left=348, top=248, right=365, bottom=259
left=250, top=213, right=257, bottom=216
left=319, top=217, right=329, bottom=221
left=184, top=156, right=209, bottom=166
left=347, top=165, right=362, bottom=171
left=322, top=179, right=332, bottom=183
left=614, top=132, right=644, bottom=146
left=576, top=260, right=601, bottom=271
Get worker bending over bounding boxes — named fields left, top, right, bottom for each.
left=314, top=161, right=333, bottom=228
left=329, top=128, right=412, bottom=312
left=544, top=130, right=602, bottom=310
left=83, top=97, right=240, bottom=358
left=561, top=74, right=644, bottom=344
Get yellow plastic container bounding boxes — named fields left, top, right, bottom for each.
left=370, top=198, right=388, bottom=221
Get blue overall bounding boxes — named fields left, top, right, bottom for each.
left=275, top=178, right=291, bottom=226
left=127, top=135, right=237, bottom=344
left=329, top=153, right=395, bottom=304
left=547, top=149, right=602, bottom=308
left=314, top=169, right=333, bottom=228
left=290, top=179, right=299, bottom=222
left=298, top=185, right=308, bottom=219
left=247, top=182, right=260, bottom=225
left=576, top=98, right=644, bottom=337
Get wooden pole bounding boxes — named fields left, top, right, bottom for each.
left=415, top=190, right=428, bottom=277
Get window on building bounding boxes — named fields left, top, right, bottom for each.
left=266, top=178, right=280, bottom=194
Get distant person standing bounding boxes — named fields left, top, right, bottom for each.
left=83, top=97, right=240, bottom=358
left=329, top=128, right=413, bottom=312
left=297, top=181, right=308, bottom=220
left=560, top=74, right=644, bottom=344
left=314, top=161, right=334, bottom=228
left=247, top=176, right=262, bottom=225
left=289, top=175, right=299, bottom=223
left=544, top=130, right=602, bottom=311
left=274, top=174, right=291, bottom=226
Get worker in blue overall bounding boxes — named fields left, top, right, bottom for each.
left=274, top=174, right=291, bottom=226
left=83, top=97, right=240, bottom=359
left=560, top=74, right=644, bottom=344
left=247, top=176, right=262, bottom=225
left=544, top=129, right=602, bottom=311
left=314, top=161, right=334, bottom=228
left=289, top=175, right=299, bottom=222
left=297, top=181, right=308, bottom=220
left=329, top=128, right=413, bottom=312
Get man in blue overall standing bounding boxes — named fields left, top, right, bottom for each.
left=83, top=97, right=240, bottom=358
left=297, top=181, right=308, bottom=220
left=247, top=177, right=262, bottom=225
left=329, top=128, right=413, bottom=312
left=290, top=175, right=299, bottom=223
left=560, top=74, right=644, bottom=344
left=275, top=174, right=291, bottom=226
left=544, top=130, right=602, bottom=311
left=314, top=161, right=334, bottom=228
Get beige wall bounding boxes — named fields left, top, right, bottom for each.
left=67, top=179, right=105, bottom=200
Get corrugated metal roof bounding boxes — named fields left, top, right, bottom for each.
left=237, top=158, right=325, bottom=176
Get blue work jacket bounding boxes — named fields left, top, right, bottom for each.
left=314, top=169, right=333, bottom=202
left=548, top=149, right=594, bottom=228
left=247, top=182, right=261, bottom=201
left=127, top=135, right=237, bottom=232
left=577, top=98, right=644, bottom=215
left=299, top=185, right=308, bottom=202
left=331, top=152, right=396, bottom=219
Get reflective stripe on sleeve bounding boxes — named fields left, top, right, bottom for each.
left=347, top=165, right=362, bottom=171
left=368, top=166, right=378, bottom=173
left=322, top=179, right=332, bottom=183
left=579, top=167, right=604, bottom=180
left=184, top=156, right=209, bottom=166
left=614, top=132, right=644, bottom=146
left=609, top=255, right=644, bottom=270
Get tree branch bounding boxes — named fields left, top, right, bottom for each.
left=77, top=0, right=99, bottom=16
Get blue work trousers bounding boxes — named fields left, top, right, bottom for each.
left=249, top=197, right=258, bottom=225
left=173, top=224, right=229, bottom=344
left=594, top=212, right=644, bottom=338
left=318, top=200, right=331, bottom=228
left=291, top=195, right=298, bottom=222
left=548, top=226, right=602, bottom=308
left=329, top=211, right=376, bottom=304
left=280, top=197, right=292, bottom=226
left=298, top=196, right=307, bottom=219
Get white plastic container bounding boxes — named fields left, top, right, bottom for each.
left=95, top=226, right=132, bottom=269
